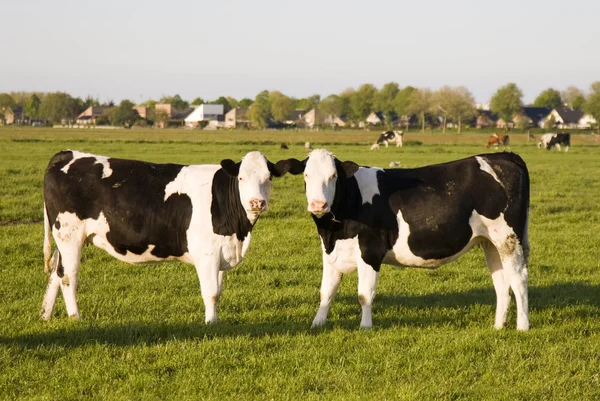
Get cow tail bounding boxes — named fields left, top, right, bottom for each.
left=43, top=203, right=52, bottom=273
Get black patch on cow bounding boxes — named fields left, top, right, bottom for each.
left=547, top=133, right=570, bottom=150
left=311, top=153, right=529, bottom=271
left=44, top=151, right=193, bottom=258
left=210, top=168, right=254, bottom=241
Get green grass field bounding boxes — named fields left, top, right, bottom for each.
left=1, top=127, right=600, bottom=400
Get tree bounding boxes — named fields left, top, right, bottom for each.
left=432, top=86, right=454, bottom=133
left=191, top=97, right=205, bottom=106
left=449, top=86, right=476, bottom=133
left=490, top=83, right=523, bottom=132
left=349, top=84, right=377, bottom=122
left=0, top=93, right=16, bottom=110
left=226, top=96, right=238, bottom=108
left=24, top=94, right=41, bottom=120
left=319, top=94, right=348, bottom=120
left=39, top=92, right=75, bottom=124
left=375, top=82, right=400, bottom=127
left=584, top=81, right=600, bottom=130
left=159, top=94, right=189, bottom=110
left=295, top=94, right=321, bottom=111
left=110, top=100, right=139, bottom=127
left=209, top=96, right=232, bottom=113
left=394, top=86, right=416, bottom=128
left=82, top=95, right=100, bottom=109
left=269, top=91, right=294, bottom=122
left=562, top=86, right=585, bottom=108
left=407, top=88, right=433, bottom=133
left=248, top=90, right=270, bottom=129
left=238, top=98, right=254, bottom=108
left=533, top=88, right=562, bottom=109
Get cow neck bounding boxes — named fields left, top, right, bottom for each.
left=210, top=169, right=254, bottom=241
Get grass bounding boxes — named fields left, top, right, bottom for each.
left=1, top=127, right=600, bottom=400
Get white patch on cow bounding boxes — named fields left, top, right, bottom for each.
left=61, top=151, right=113, bottom=178
left=304, top=149, right=338, bottom=215
left=353, top=167, right=382, bottom=205
left=322, top=237, right=359, bottom=274
left=237, top=151, right=273, bottom=223
left=475, top=156, right=502, bottom=186
left=538, top=133, right=556, bottom=149
left=164, top=165, right=216, bottom=202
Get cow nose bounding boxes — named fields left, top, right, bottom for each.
left=249, top=199, right=266, bottom=211
left=309, top=200, right=328, bottom=212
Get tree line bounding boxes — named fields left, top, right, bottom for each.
left=1, top=82, right=599, bottom=130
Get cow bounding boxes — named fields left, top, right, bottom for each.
left=371, top=130, right=403, bottom=150
left=537, top=133, right=556, bottom=149
left=281, top=143, right=289, bottom=150
left=305, top=142, right=313, bottom=150
left=546, top=133, right=570, bottom=152
left=42, top=150, right=288, bottom=322
left=278, top=149, right=530, bottom=330
left=486, top=133, right=510, bottom=150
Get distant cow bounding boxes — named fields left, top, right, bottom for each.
left=279, top=149, right=530, bottom=330
left=537, top=133, right=556, bottom=149
left=486, top=133, right=510, bottom=150
left=371, top=130, right=403, bottom=150
left=281, top=143, right=289, bottom=150
left=42, top=150, right=288, bottom=322
left=305, top=142, right=313, bottom=150
left=546, top=133, right=570, bottom=152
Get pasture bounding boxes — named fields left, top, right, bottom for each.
left=1, top=127, right=599, bottom=400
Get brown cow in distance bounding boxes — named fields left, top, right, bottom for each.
left=486, top=133, right=510, bottom=150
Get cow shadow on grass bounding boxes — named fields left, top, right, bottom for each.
left=2, top=282, right=599, bottom=349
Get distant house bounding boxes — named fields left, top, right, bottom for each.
left=184, top=104, right=224, bottom=128
left=76, top=106, right=108, bottom=125
left=153, top=103, right=195, bottom=128
left=365, top=111, right=385, bottom=125
left=302, top=108, right=348, bottom=128
left=496, top=107, right=551, bottom=129
left=3, top=106, right=25, bottom=125
left=284, top=109, right=305, bottom=125
left=134, top=106, right=149, bottom=119
left=476, top=110, right=498, bottom=128
left=225, top=107, right=249, bottom=128
left=544, top=107, right=597, bottom=129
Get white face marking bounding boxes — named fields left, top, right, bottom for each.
left=475, top=156, right=503, bottom=187
left=353, top=167, right=381, bottom=205
left=61, top=151, right=113, bottom=178
left=304, top=149, right=338, bottom=217
left=237, top=151, right=272, bottom=222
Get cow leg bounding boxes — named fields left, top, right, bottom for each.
left=217, top=270, right=225, bottom=301
left=57, top=245, right=83, bottom=319
left=357, top=260, right=379, bottom=328
left=195, top=256, right=221, bottom=324
left=41, top=249, right=62, bottom=320
left=482, top=242, right=510, bottom=329
left=311, top=257, right=342, bottom=328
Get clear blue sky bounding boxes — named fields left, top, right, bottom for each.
left=1, top=0, right=599, bottom=104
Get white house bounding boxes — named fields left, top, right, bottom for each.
left=184, top=104, right=224, bottom=128
left=543, top=107, right=597, bottom=129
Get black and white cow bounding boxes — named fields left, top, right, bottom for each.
left=279, top=149, right=530, bottom=330
left=42, top=150, right=288, bottom=322
left=370, top=131, right=403, bottom=150
left=546, top=133, right=570, bottom=152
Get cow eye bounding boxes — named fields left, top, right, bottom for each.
left=304, top=173, right=308, bottom=178
left=329, top=174, right=337, bottom=180
left=238, top=177, right=243, bottom=181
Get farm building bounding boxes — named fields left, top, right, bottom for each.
left=184, top=104, right=224, bottom=128
left=543, top=107, right=597, bottom=129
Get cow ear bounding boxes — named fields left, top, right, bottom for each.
left=275, top=158, right=305, bottom=175
left=267, top=160, right=287, bottom=177
left=220, top=159, right=241, bottom=176
left=341, top=161, right=359, bottom=177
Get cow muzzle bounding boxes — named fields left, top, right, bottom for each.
left=249, top=198, right=266, bottom=213
left=308, top=200, right=329, bottom=217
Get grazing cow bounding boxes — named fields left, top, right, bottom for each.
left=279, top=149, right=530, bottom=330
left=486, top=133, right=510, bottom=150
left=305, top=142, right=313, bottom=150
left=537, top=133, right=556, bottom=149
left=42, top=150, right=288, bottom=322
left=371, top=130, right=403, bottom=150
left=546, top=133, right=570, bottom=152
left=281, top=143, right=289, bottom=150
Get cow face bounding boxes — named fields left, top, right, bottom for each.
left=221, top=151, right=287, bottom=222
left=278, top=149, right=359, bottom=218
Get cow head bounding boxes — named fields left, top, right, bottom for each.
left=220, top=151, right=288, bottom=223
left=278, top=149, right=359, bottom=218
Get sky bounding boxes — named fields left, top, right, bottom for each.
left=1, top=0, right=599, bottom=105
